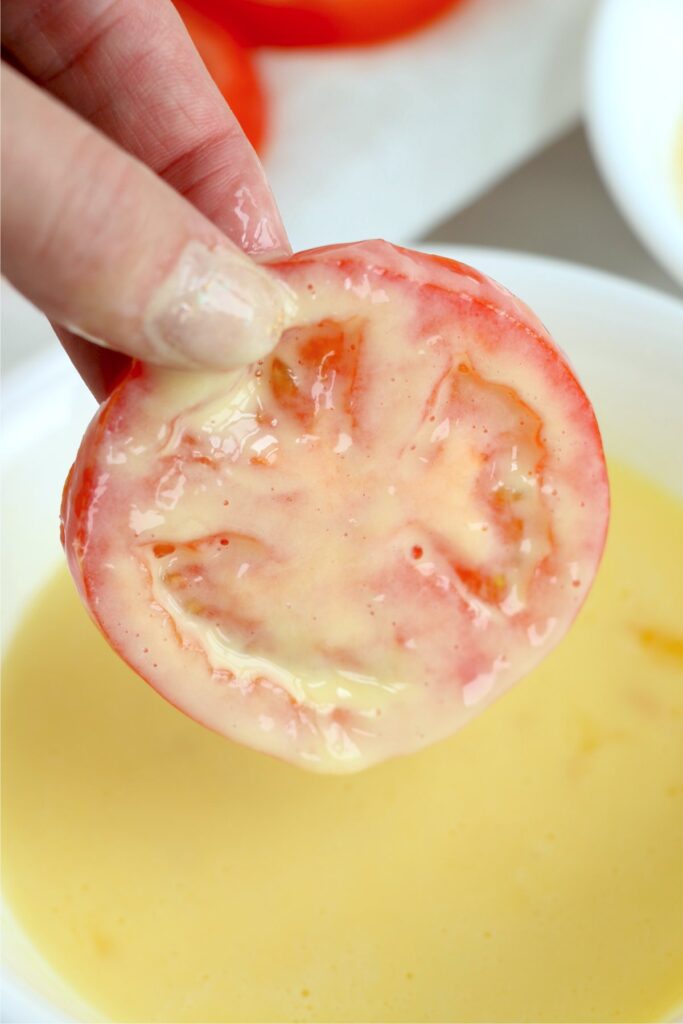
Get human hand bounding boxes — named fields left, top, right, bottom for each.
left=1, top=0, right=293, bottom=399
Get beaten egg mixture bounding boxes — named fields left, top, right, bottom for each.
left=2, top=460, right=682, bottom=1023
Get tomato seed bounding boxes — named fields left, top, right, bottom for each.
left=153, top=543, right=175, bottom=558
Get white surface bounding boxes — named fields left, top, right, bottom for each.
left=262, top=0, right=596, bottom=251
left=586, top=0, right=683, bottom=286
left=2, top=246, right=683, bottom=1022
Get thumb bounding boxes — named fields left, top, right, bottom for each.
left=1, top=65, right=296, bottom=372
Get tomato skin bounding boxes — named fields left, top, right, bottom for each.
left=182, top=0, right=463, bottom=47
left=174, top=1, right=266, bottom=150
left=61, top=241, right=609, bottom=774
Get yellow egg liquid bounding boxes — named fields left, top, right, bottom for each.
left=2, top=460, right=683, bottom=1023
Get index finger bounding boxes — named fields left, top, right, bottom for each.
left=1, top=0, right=289, bottom=259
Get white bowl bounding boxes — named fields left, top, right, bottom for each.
left=586, top=0, right=683, bottom=288
left=2, top=247, right=683, bottom=1023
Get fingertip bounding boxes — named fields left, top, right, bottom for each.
left=253, top=244, right=293, bottom=264
left=141, top=241, right=298, bottom=371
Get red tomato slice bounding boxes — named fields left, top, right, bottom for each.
left=62, top=241, right=609, bottom=773
left=183, top=0, right=463, bottom=47
left=174, top=1, right=266, bottom=151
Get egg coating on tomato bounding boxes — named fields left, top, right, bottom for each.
left=62, top=241, right=609, bottom=771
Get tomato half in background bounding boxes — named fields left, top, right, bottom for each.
left=175, top=1, right=266, bottom=150
left=183, top=0, right=464, bottom=47
left=62, top=241, right=609, bottom=774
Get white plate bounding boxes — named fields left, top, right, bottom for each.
left=586, top=0, right=683, bottom=287
left=2, top=247, right=683, bottom=1024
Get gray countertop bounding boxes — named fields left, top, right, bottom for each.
left=424, top=124, right=681, bottom=298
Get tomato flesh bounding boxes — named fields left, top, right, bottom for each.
left=62, top=241, right=609, bottom=772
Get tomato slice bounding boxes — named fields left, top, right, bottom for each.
left=182, top=0, right=463, bottom=47
left=174, top=1, right=266, bottom=151
left=62, top=241, right=609, bottom=772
